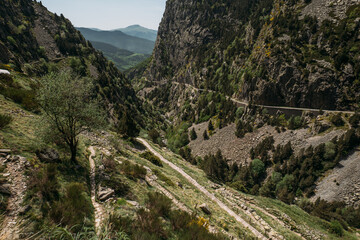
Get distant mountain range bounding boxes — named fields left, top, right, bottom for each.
left=76, top=25, right=157, bottom=71
left=115, top=25, right=157, bottom=42
left=77, top=27, right=155, bottom=54
left=90, top=41, right=150, bottom=72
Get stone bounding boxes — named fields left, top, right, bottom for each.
left=314, top=122, right=331, bottom=134
left=0, top=149, right=11, bottom=153
left=19, top=205, right=32, bottom=215
left=199, top=203, right=212, bottom=215
left=98, top=187, right=115, bottom=201
left=0, top=184, right=11, bottom=195
left=126, top=200, right=140, bottom=208
left=36, top=148, right=60, bottom=163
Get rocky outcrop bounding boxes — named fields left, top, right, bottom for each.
left=143, top=0, right=360, bottom=113
left=97, top=187, right=115, bottom=202
left=199, top=203, right=212, bottom=215
left=36, top=148, right=60, bottom=163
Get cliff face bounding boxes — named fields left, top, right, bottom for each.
left=145, top=0, right=360, bottom=111
left=0, top=0, right=143, bottom=125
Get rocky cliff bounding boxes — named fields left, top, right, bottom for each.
left=144, top=0, right=360, bottom=111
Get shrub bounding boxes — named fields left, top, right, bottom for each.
left=324, top=142, right=336, bottom=160
left=140, top=151, right=163, bottom=167
left=330, top=113, right=344, bottom=127
left=28, top=164, right=60, bottom=203
left=0, top=113, right=12, bottom=129
left=330, top=220, right=344, bottom=237
left=50, top=182, right=93, bottom=228
left=147, top=192, right=172, bottom=218
left=148, top=129, right=160, bottom=143
left=349, top=113, right=360, bottom=128
left=102, top=175, right=130, bottom=196
left=120, top=160, right=146, bottom=180
left=288, top=116, right=303, bottom=129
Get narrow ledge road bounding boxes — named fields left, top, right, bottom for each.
left=136, top=138, right=267, bottom=240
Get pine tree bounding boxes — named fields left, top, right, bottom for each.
left=208, top=120, right=214, bottom=131
left=190, top=128, right=197, bottom=140
left=203, top=130, right=209, bottom=140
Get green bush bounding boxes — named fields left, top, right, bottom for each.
left=0, top=113, right=12, bottom=129
left=330, top=220, right=344, bottom=237
left=251, top=159, right=265, bottom=179
left=324, top=142, right=336, bottom=160
left=50, top=182, right=93, bottom=228
left=148, top=129, right=160, bottom=143
left=2, top=88, right=39, bottom=112
left=120, top=160, right=146, bottom=180
left=140, top=151, right=163, bottom=167
left=147, top=192, right=172, bottom=218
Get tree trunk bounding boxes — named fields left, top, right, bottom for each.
left=70, top=144, right=77, bottom=163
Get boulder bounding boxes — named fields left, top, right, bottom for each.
left=199, top=203, right=212, bottom=215
left=126, top=200, right=140, bottom=208
left=314, top=122, right=331, bottom=134
left=36, top=148, right=60, bottom=163
left=0, top=149, right=11, bottom=154
left=0, top=69, right=10, bottom=75
left=98, top=187, right=115, bottom=201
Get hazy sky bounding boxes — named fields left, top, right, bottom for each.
left=40, top=0, right=167, bottom=30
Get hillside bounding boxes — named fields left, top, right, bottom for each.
left=116, top=24, right=158, bottom=41
left=142, top=0, right=360, bottom=111
left=130, top=0, right=360, bottom=237
left=0, top=0, right=144, bottom=128
left=91, top=41, right=150, bottom=71
left=1, top=0, right=360, bottom=239
left=77, top=27, right=155, bottom=54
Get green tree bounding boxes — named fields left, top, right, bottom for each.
left=148, top=129, right=160, bottom=143
left=117, top=112, right=139, bottom=138
left=251, top=159, right=265, bottom=179
left=203, top=130, right=209, bottom=140
left=190, top=128, right=197, bottom=140
left=37, top=71, right=105, bottom=163
left=208, top=120, right=214, bottom=131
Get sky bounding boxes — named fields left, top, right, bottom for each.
left=40, top=0, right=167, bottom=30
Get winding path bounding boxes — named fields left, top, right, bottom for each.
left=137, top=138, right=267, bottom=240
left=0, top=156, right=27, bottom=240
left=173, top=81, right=354, bottom=115
left=88, top=146, right=105, bottom=234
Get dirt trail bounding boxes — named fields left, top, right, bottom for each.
left=0, top=156, right=27, bottom=240
left=137, top=138, right=267, bottom=240
left=173, top=81, right=354, bottom=114
left=88, top=146, right=105, bottom=233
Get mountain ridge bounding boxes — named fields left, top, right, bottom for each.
left=77, top=27, right=155, bottom=54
